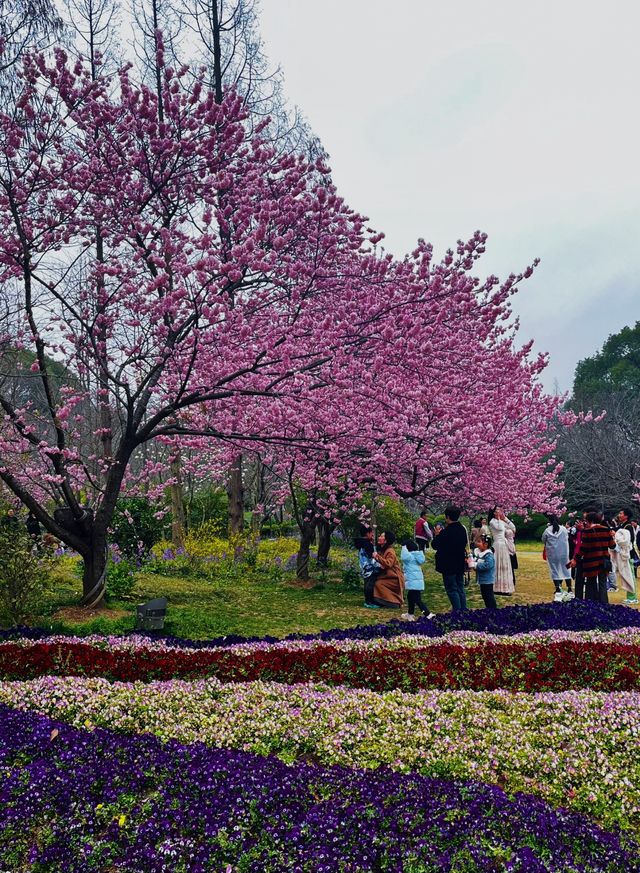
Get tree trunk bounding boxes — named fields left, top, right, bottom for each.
left=227, top=453, right=244, bottom=535
left=169, top=453, right=186, bottom=549
left=227, top=453, right=244, bottom=556
left=316, top=519, right=334, bottom=568
left=210, top=0, right=224, bottom=104
left=248, top=506, right=262, bottom=550
left=296, top=518, right=316, bottom=580
left=78, top=522, right=109, bottom=608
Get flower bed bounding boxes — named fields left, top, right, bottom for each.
left=4, top=602, right=640, bottom=868
left=1, top=704, right=638, bottom=873
left=6, top=625, right=640, bottom=656
left=3, top=601, right=640, bottom=649
left=2, top=677, right=639, bottom=833
left=3, top=637, right=640, bottom=691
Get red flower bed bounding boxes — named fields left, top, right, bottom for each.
left=2, top=640, right=640, bottom=691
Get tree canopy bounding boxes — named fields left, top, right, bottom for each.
left=573, top=321, right=640, bottom=401
left=0, top=13, right=566, bottom=604
left=557, top=321, right=640, bottom=511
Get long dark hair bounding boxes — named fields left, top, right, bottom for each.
left=378, top=530, right=396, bottom=552
left=546, top=513, right=560, bottom=533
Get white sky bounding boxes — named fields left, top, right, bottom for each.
left=260, top=0, right=640, bottom=392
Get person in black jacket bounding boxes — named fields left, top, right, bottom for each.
left=432, top=506, right=468, bottom=610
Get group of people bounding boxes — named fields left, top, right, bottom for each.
left=354, top=525, right=435, bottom=619
left=543, top=509, right=639, bottom=605
left=354, top=505, right=518, bottom=616
left=354, top=503, right=640, bottom=617
left=429, top=506, right=518, bottom=610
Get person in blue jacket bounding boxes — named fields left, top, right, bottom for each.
left=354, top=525, right=382, bottom=608
left=473, top=535, right=497, bottom=608
left=400, top=539, right=435, bottom=620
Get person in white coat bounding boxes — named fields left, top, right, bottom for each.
left=614, top=510, right=638, bottom=604
left=542, top=514, right=573, bottom=602
left=489, top=506, right=516, bottom=595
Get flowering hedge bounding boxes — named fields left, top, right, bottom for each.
left=1, top=704, right=638, bottom=872
left=3, top=637, right=640, bottom=691
left=2, top=677, right=639, bottom=834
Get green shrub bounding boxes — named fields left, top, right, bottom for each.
left=111, top=498, right=163, bottom=560
left=341, top=562, right=362, bottom=591
left=341, top=495, right=415, bottom=544
left=260, top=519, right=298, bottom=538
left=186, top=487, right=228, bottom=532
left=260, top=560, right=284, bottom=584
left=509, top=512, right=550, bottom=541
left=0, top=525, right=51, bottom=623
left=106, top=558, right=137, bottom=600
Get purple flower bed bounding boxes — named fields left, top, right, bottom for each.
left=1, top=704, right=638, bottom=872
left=434, top=600, right=640, bottom=636
left=3, top=601, right=640, bottom=651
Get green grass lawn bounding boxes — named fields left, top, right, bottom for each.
left=25, top=539, right=636, bottom=640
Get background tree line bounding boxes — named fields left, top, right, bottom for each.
left=556, top=321, right=640, bottom=513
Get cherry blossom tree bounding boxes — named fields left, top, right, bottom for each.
left=0, top=25, right=570, bottom=603
left=0, top=47, right=385, bottom=605
left=259, top=234, right=567, bottom=577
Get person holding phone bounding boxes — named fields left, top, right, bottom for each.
left=431, top=507, right=468, bottom=611
left=488, top=506, right=516, bottom=596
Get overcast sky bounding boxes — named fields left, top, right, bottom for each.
left=259, top=0, right=640, bottom=393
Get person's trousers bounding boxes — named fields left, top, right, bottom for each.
left=407, top=589, right=430, bottom=615
left=479, top=583, right=497, bottom=608
left=574, top=564, right=585, bottom=599
left=443, top=573, right=467, bottom=610
left=363, top=575, right=377, bottom=604
left=584, top=573, right=609, bottom=604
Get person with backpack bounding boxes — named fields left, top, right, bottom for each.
left=354, top=525, right=381, bottom=608
left=400, top=539, right=435, bottom=621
